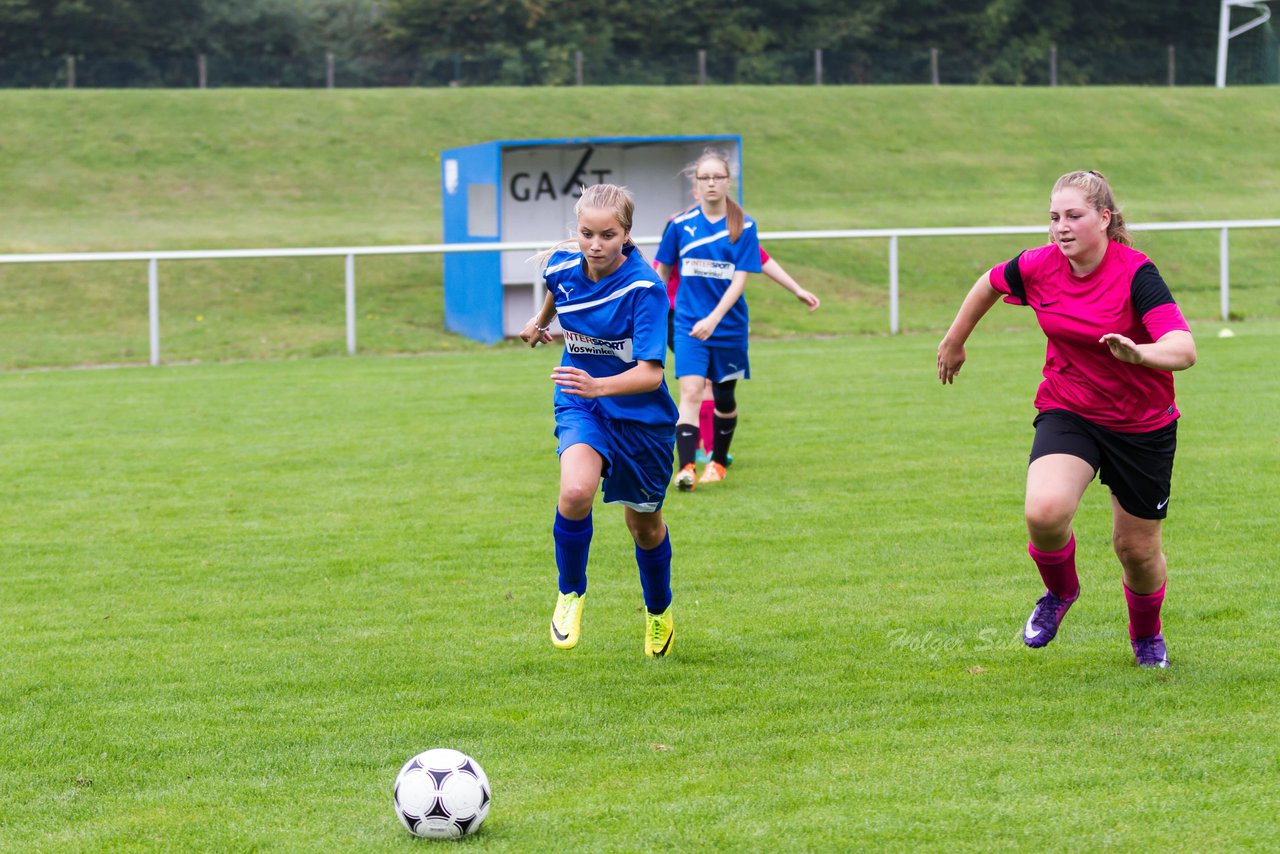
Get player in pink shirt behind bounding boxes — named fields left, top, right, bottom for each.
left=937, top=170, right=1196, bottom=669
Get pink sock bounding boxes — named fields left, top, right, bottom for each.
left=1125, top=581, right=1165, bottom=640
left=1028, top=536, right=1079, bottom=600
left=699, top=399, right=715, bottom=453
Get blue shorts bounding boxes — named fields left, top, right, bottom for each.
left=555, top=405, right=675, bottom=513
left=673, top=335, right=750, bottom=383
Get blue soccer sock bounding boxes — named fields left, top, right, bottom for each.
left=553, top=509, right=592, bottom=596
left=635, top=527, right=672, bottom=614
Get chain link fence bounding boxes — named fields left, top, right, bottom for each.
left=4, top=40, right=1276, bottom=88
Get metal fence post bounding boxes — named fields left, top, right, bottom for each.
left=1167, top=45, right=1176, bottom=86
left=815, top=48, right=823, bottom=85
left=66, top=55, right=76, bottom=88
left=149, top=258, right=160, bottom=366
left=198, top=54, right=207, bottom=89
left=697, top=49, right=706, bottom=85
left=345, top=254, right=356, bottom=355
left=575, top=50, right=584, bottom=85
left=1049, top=45, right=1058, bottom=86
left=931, top=47, right=940, bottom=85
left=1220, top=227, right=1230, bottom=321
left=326, top=52, right=335, bottom=89
left=888, top=235, right=900, bottom=335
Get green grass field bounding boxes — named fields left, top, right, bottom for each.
left=2, top=323, right=1278, bottom=850
left=2, top=87, right=1279, bottom=368
left=2, top=85, right=1279, bottom=849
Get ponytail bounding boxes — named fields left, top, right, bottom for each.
left=528, top=239, right=577, bottom=274
left=724, top=196, right=745, bottom=244
left=1106, top=208, right=1132, bottom=247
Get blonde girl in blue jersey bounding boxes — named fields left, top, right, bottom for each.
left=655, top=148, right=762, bottom=492
left=520, top=184, right=678, bottom=658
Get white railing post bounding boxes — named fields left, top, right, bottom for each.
left=888, top=234, right=900, bottom=335
left=1220, top=226, right=1230, bottom=321
left=345, top=253, right=356, bottom=355
left=148, top=258, right=160, bottom=366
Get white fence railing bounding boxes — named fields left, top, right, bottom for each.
left=2, top=218, right=1277, bottom=366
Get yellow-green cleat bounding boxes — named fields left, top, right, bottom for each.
left=550, top=591, right=584, bottom=650
left=645, top=606, right=674, bottom=658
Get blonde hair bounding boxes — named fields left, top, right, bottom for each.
left=530, top=183, right=636, bottom=271
left=1052, top=170, right=1132, bottom=247
left=576, top=183, right=636, bottom=237
left=682, top=148, right=746, bottom=243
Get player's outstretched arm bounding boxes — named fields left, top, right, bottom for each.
left=762, top=257, right=819, bottom=311
left=937, top=272, right=1001, bottom=385
left=520, top=292, right=557, bottom=348
left=1100, top=329, right=1196, bottom=371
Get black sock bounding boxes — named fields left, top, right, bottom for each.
left=712, top=413, right=737, bottom=465
left=676, top=424, right=699, bottom=468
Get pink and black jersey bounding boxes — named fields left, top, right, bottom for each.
left=988, top=242, right=1190, bottom=433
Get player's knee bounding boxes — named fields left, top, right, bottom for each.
left=627, top=513, right=664, bottom=548
left=678, top=386, right=703, bottom=408
left=558, top=483, right=595, bottom=517
left=1112, top=531, right=1161, bottom=572
left=711, top=380, right=737, bottom=414
left=1024, top=498, right=1073, bottom=540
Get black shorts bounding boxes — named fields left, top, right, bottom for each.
left=667, top=309, right=675, bottom=353
left=1029, top=409, right=1178, bottom=520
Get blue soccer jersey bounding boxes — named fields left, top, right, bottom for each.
left=542, top=245, right=679, bottom=427
left=655, top=206, right=762, bottom=347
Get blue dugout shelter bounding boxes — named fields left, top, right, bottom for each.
left=440, top=135, right=743, bottom=344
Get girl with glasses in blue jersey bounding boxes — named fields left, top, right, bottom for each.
left=520, top=184, right=679, bottom=658
left=656, top=191, right=820, bottom=467
left=655, top=148, right=764, bottom=492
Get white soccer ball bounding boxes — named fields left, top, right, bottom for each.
left=393, top=748, right=491, bottom=839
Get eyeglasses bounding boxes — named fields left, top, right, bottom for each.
left=695, top=175, right=730, bottom=184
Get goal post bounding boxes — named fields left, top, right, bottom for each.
left=1217, top=0, right=1274, bottom=87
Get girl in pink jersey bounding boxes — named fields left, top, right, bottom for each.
left=937, top=170, right=1196, bottom=669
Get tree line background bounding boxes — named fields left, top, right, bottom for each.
left=0, top=0, right=1268, bottom=86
